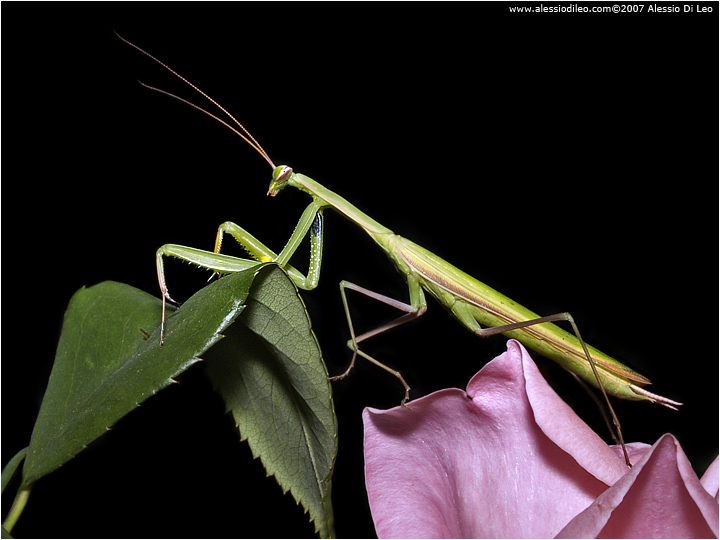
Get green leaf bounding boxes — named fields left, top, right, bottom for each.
left=21, top=269, right=259, bottom=489
left=206, top=266, right=338, bottom=538
left=1, top=448, right=27, bottom=494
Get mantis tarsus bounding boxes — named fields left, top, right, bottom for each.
left=119, top=34, right=681, bottom=468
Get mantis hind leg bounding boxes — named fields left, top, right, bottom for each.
left=331, top=279, right=427, bottom=407
left=453, top=303, right=631, bottom=467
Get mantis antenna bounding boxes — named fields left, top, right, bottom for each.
left=115, top=31, right=275, bottom=169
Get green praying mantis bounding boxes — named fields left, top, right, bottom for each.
left=119, top=34, right=680, bottom=467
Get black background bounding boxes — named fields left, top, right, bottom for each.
left=3, top=3, right=718, bottom=538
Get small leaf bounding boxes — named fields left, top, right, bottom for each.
left=21, top=269, right=258, bottom=488
left=1, top=448, right=27, bottom=494
left=206, top=265, right=337, bottom=538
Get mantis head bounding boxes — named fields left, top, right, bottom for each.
left=268, top=165, right=293, bottom=197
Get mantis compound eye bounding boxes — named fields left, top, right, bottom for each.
left=277, top=165, right=292, bottom=181
left=268, top=165, right=293, bottom=196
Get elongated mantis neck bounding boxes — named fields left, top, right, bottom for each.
left=274, top=166, right=394, bottom=238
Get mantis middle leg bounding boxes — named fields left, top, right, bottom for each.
left=331, top=275, right=428, bottom=407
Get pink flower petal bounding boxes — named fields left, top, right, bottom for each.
left=486, top=340, right=631, bottom=484
left=363, top=340, right=718, bottom=539
left=364, top=340, right=626, bottom=538
left=557, top=434, right=719, bottom=538
left=701, top=456, right=719, bottom=499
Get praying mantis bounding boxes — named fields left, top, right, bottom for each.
left=118, top=34, right=680, bottom=467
